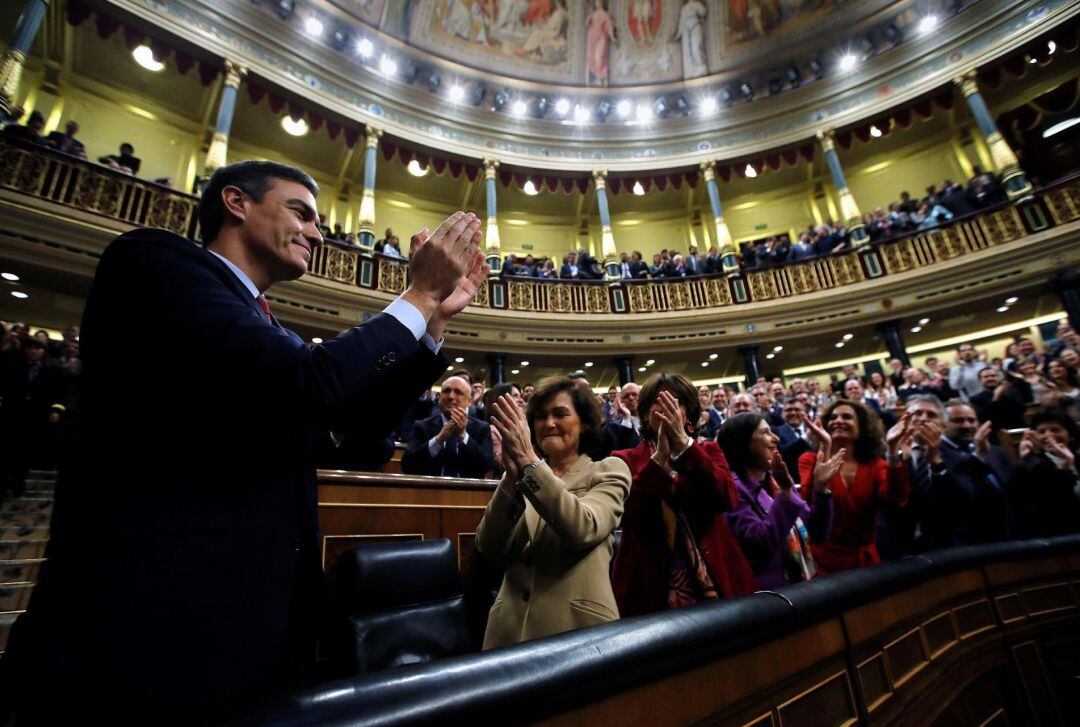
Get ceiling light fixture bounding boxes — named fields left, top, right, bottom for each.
left=709, top=353, right=719, bottom=360
left=632, top=181, right=645, bottom=196
left=635, top=104, right=653, bottom=123
left=132, top=45, right=165, bottom=72
left=379, top=55, right=398, bottom=76
left=773, top=345, right=783, bottom=352
left=454, top=356, right=465, bottom=363
left=1005, top=297, right=1019, bottom=304
left=1048, top=40, right=1057, bottom=54
left=448, top=85, right=465, bottom=103
left=842, top=334, right=853, bottom=341
left=616, top=99, right=632, bottom=118
left=645, top=359, right=655, bottom=366
left=311, top=337, right=323, bottom=344
left=554, top=98, right=570, bottom=116
left=11, top=291, right=28, bottom=299
left=573, top=104, right=590, bottom=124
left=638, top=367, right=647, bottom=372
left=407, top=160, right=429, bottom=177
left=280, top=116, right=308, bottom=136
left=838, top=53, right=858, bottom=72
left=522, top=179, right=539, bottom=196
left=744, top=164, right=758, bottom=178
left=584, top=361, right=594, bottom=367
left=1, top=272, right=19, bottom=282
left=911, top=326, right=923, bottom=333
left=917, top=15, right=939, bottom=34
left=356, top=38, right=374, bottom=58
left=869, top=125, right=882, bottom=138
left=511, top=369, right=520, bottom=375
left=304, top=17, right=324, bottom=36
left=766, top=353, right=776, bottom=359
left=834, top=341, right=845, bottom=348
left=520, top=361, right=529, bottom=366
left=996, top=306, right=1009, bottom=313
left=700, top=96, right=718, bottom=115
left=1043, top=117, right=1080, bottom=138
left=918, top=318, right=930, bottom=325
left=510, top=99, right=528, bottom=116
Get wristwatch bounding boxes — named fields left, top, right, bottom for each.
left=519, top=460, right=543, bottom=493
left=886, top=451, right=905, bottom=465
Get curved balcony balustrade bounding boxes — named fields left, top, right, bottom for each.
left=1, top=136, right=1077, bottom=328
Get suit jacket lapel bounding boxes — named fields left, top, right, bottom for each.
left=200, top=247, right=267, bottom=321
left=527, top=454, right=590, bottom=543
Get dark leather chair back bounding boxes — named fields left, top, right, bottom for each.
left=326, top=538, right=472, bottom=675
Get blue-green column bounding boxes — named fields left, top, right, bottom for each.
left=484, top=158, right=501, bottom=276
left=203, top=60, right=247, bottom=179
left=358, top=127, right=381, bottom=250
left=1, top=0, right=49, bottom=115
left=593, top=169, right=620, bottom=280
left=955, top=69, right=1031, bottom=199
left=817, top=129, right=868, bottom=246
left=700, top=160, right=738, bottom=273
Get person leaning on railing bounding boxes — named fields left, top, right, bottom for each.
left=1004, top=406, right=1080, bottom=539
left=476, top=376, right=631, bottom=649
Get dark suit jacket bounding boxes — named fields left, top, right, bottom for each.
left=970, top=387, right=1027, bottom=431
left=939, top=438, right=1013, bottom=545
left=628, top=261, right=649, bottom=279
left=401, top=412, right=493, bottom=478
left=1, top=229, right=447, bottom=722
left=876, top=453, right=962, bottom=560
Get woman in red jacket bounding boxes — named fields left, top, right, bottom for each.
left=798, top=400, right=913, bottom=573
left=611, top=373, right=757, bottom=617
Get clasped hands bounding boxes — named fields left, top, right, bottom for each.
left=487, top=395, right=541, bottom=490
left=401, top=211, right=490, bottom=341
left=436, top=406, right=469, bottom=443
left=649, top=391, right=692, bottom=469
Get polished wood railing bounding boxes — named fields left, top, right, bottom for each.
left=2, top=137, right=1075, bottom=315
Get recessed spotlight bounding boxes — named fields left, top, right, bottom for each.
left=996, top=306, right=1009, bottom=313
left=869, top=125, right=882, bottom=138
left=773, top=345, right=784, bottom=352
left=700, top=96, right=718, bottom=115
left=635, top=104, right=653, bottom=122
left=454, top=356, right=465, bottom=363
left=1043, top=118, right=1080, bottom=138
left=281, top=117, right=309, bottom=136
left=632, top=181, right=645, bottom=196
left=554, top=98, right=570, bottom=116
left=573, top=105, right=590, bottom=124
left=520, top=361, right=529, bottom=367
left=701, top=361, right=710, bottom=367
left=407, top=160, right=429, bottom=177
left=709, top=353, right=719, bottom=360
left=304, top=17, right=324, bottom=36
left=638, top=367, right=647, bottom=372
left=446, top=365, right=453, bottom=371
left=918, top=318, right=930, bottom=325
left=511, top=99, right=527, bottom=116
left=132, top=45, right=165, bottom=72
left=448, top=85, right=465, bottom=103
left=766, top=353, right=776, bottom=359
left=584, top=361, right=594, bottom=367
left=838, top=53, right=858, bottom=72
left=511, top=369, right=520, bottom=375
left=379, top=55, right=398, bottom=76
left=645, top=359, right=655, bottom=366
left=911, top=326, right=923, bottom=333
left=835, top=341, right=845, bottom=348
left=917, top=15, right=938, bottom=34
left=1048, top=40, right=1057, bottom=54
left=744, top=164, right=757, bottom=178
left=1028, top=56, right=1038, bottom=65
left=842, top=334, right=853, bottom=341
left=311, top=337, right=323, bottom=344
left=11, top=291, right=28, bottom=299
left=1, top=272, right=19, bottom=282
left=522, top=180, right=539, bottom=196
left=616, top=99, right=632, bottom=118
left=356, top=38, right=374, bottom=58
left=1005, top=296, right=1018, bottom=304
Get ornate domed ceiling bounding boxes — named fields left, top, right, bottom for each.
left=340, top=0, right=907, bottom=89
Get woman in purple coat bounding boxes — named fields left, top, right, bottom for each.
left=717, top=412, right=833, bottom=588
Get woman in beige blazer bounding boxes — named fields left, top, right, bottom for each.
left=477, top=376, right=631, bottom=650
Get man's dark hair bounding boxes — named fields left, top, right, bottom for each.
left=198, top=160, right=319, bottom=245
left=120, top=142, right=134, bottom=153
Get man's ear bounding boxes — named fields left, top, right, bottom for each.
left=220, top=185, right=248, bottom=227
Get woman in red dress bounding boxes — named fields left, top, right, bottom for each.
left=611, top=373, right=757, bottom=617
left=798, top=400, right=913, bottom=573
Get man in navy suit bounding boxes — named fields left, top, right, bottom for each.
left=1, top=161, right=488, bottom=722
left=774, top=399, right=814, bottom=484
left=402, top=375, right=493, bottom=478
left=939, top=400, right=1014, bottom=545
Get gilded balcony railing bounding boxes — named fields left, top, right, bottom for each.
left=0, top=138, right=198, bottom=239
left=0, top=138, right=1074, bottom=315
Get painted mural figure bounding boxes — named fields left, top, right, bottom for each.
left=517, top=0, right=569, bottom=60
left=630, top=0, right=658, bottom=46
left=674, top=0, right=707, bottom=78
left=586, top=0, right=617, bottom=86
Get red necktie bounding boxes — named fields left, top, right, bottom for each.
left=255, top=295, right=272, bottom=323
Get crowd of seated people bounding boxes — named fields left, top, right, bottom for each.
left=0, top=321, right=80, bottom=503
left=1, top=108, right=157, bottom=183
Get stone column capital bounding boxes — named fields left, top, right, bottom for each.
left=953, top=69, right=980, bottom=97
left=699, top=159, right=716, bottom=182
left=483, top=157, right=499, bottom=178
left=592, top=168, right=608, bottom=189
left=223, top=59, right=248, bottom=89
left=816, top=128, right=836, bottom=152
left=364, top=126, right=383, bottom=148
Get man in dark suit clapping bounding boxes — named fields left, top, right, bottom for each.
left=2, top=161, right=488, bottom=723
left=402, top=375, right=493, bottom=478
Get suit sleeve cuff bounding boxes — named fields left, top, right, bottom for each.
left=384, top=297, right=427, bottom=341
left=420, top=332, right=444, bottom=354
left=428, top=436, right=442, bottom=457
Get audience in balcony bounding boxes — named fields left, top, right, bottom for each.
left=560, top=252, right=580, bottom=279
left=98, top=142, right=141, bottom=175
left=476, top=377, right=631, bottom=648
left=45, top=120, right=86, bottom=158
left=2, top=109, right=46, bottom=146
